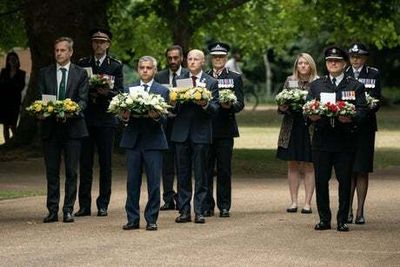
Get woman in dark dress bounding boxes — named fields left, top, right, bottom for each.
left=0, top=52, right=26, bottom=142
left=277, top=53, right=318, bottom=213
left=346, top=43, right=381, bottom=224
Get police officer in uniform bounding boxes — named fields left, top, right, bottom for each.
left=345, top=43, right=381, bottom=224
left=307, top=46, right=367, bottom=231
left=204, top=42, right=245, bottom=218
left=75, top=28, right=123, bottom=217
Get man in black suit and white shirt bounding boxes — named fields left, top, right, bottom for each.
left=154, top=45, right=189, bottom=211
left=172, top=49, right=219, bottom=224
left=39, top=37, right=89, bottom=223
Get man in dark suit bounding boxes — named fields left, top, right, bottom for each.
left=307, top=46, right=367, bottom=232
left=172, top=49, right=219, bottom=224
left=154, top=45, right=189, bottom=211
left=39, top=37, right=89, bottom=223
left=204, top=42, right=244, bottom=218
left=120, top=56, right=169, bottom=231
left=346, top=43, right=381, bottom=224
left=75, top=29, right=123, bottom=217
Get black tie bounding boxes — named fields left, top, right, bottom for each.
left=172, top=72, right=177, bottom=87
left=96, top=60, right=101, bottom=68
left=143, top=84, right=149, bottom=92
left=332, top=77, right=337, bottom=88
left=191, top=76, right=197, bottom=87
left=59, top=68, right=67, bottom=100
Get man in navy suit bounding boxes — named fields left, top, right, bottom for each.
left=76, top=28, right=124, bottom=217
left=120, top=56, right=169, bottom=231
left=154, top=45, right=189, bottom=211
left=172, top=49, right=219, bottom=224
left=39, top=37, right=89, bottom=223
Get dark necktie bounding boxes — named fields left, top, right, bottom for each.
left=332, top=77, right=337, bottom=88
left=354, top=71, right=360, bottom=79
left=59, top=68, right=67, bottom=100
left=143, top=84, right=149, bottom=92
left=191, top=76, right=197, bottom=87
left=172, top=72, right=177, bottom=87
left=96, top=60, right=101, bottom=68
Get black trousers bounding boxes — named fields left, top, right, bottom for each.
left=79, top=126, right=114, bottom=210
left=205, top=137, right=233, bottom=212
left=162, top=143, right=177, bottom=205
left=313, top=150, right=355, bottom=224
left=175, top=140, right=209, bottom=215
left=44, top=138, right=81, bottom=214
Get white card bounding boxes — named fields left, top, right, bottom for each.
left=176, top=78, right=192, bottom=88
left=128, top=86, right=144, bottom=94
left=320, top=92, right=336, bottom=104
left=197, top=82, right=206, bottom=88
left=42, top=94, right=57, bottom=103
left=288, top=80, right=299, bottom=88
left=84, top=67, right=93, bottom=77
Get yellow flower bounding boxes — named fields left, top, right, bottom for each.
left=47, top=106, right=54, bottom=113
left=184, top=91, right=191, bottom=100
left=35, top=105, right=42, bottom=112
left=194, top=91, right=202, bottom=100
left=170, top=91, right=177, bottom=101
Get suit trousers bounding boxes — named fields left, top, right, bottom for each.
left=313, top=150, right=355, bottom=224
left=205, top=137, right=234, bottom=212
left=175, top=140, right=209, bottom=215
left=79, top=126, right=115, bottom=210
left=44, top=138, right=81, bottom=214
left=125, top=148, right=162, bottom=224
left=162, top=144, right=177, bottom=205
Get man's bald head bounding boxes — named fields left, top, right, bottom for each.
left=187, top=49, right=205, bottom=75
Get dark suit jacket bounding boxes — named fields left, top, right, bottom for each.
left=308, top=75, right=367, bottom=152
left=119, top=81, right=169, bottom=150
left=206, top=68, right=244, bottom=138
left=171, top=71, right=219, bottom=144
left=78, top=55, right=123, bottom=127
left=38, top=63, right=89, bottom=140
left=345, top=65, right=381, bottom=132
left=154, top=67, right=190, bottom=85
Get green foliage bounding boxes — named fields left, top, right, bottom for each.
left=0, top=1, right=27, bottom=53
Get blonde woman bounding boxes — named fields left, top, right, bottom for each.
left=277, top=53, right=318, bottom=213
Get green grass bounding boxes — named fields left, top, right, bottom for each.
left=0, top=189, right=45, bottom=201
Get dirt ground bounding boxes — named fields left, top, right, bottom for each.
left=1, top=158, right=400, bottom=266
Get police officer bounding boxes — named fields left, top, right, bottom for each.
left=75, top=28, right=123, bottom=217
left=346, top=43, right=381, bottom=224
left=204, top=42, right=245, bottom=218
left=307, top=46, right=367, bottom=231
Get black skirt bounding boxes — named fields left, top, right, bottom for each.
left=353, top=131, right=375, bottom=173
left=277, top=113, right=312, bottom=162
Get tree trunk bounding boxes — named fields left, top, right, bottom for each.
left=7, top=0, right=109, bottom=148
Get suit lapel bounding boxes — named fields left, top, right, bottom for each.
left=66, top=64, right=75, bottom=98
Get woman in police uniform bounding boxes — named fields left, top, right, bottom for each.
left=277, top=53, right=318, bottom=214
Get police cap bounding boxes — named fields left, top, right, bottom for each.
left=348, top=43, right=369, bottom=56
left=208, top=42, right=230, bottom=56
left=324, top=46, right=348, bottom=61
left=90, top=28, right=112, bottom=42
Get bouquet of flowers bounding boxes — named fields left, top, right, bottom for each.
left=187, top=87, right=212, bottom=102
left=26, top=98, right=80, bottom=120
left=302, top=99, right=324, bottom=116
left=169, top=87, right=190, bottom=103
left=321, top=102, right=339, bottom=117
left=89, top=74, right=114, bottom=89
left=275, top=88, right=308, bottom=112
left=144, top=94, right=171, bottom=115
left=219, top=89, right=237, bottom=104
left=336, top=101, right=356, bottom=117
left=365, top=92, right=379, bottom=109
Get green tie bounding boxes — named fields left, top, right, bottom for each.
left=59, top=67, right=67, bottom=100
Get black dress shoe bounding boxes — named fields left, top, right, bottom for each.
left=347, top=213, right=354, bottom=224
left=301, top=208, right=312, bottom=214
left=175, top=213, right=191, bottom=223
left=43, top=213, right=58, bottom=223
left=74, top=209, right=91, bottom=217
left=220, top=209, right=230, bottom=217
left=203, top=210, right=214, bottom=217
left=160, top=202, right=175, bottom=211
left=97, top=208, right=108, bottom=217
left=314, top=221, right=331, bottom=230
left=337, top=223, right=350, bottom=232
left=123, top=222, right=140, bottom=230
left=194, top=214, right=205, bottom=224
left=355, top=216, right=365, bottom=224
left=286, top=207, right=298, bottom=213
left=146, top=223, right=158, bottom=231
left=63, top=212, right=74, bottom=223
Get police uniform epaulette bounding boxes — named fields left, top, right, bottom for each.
left=345, top=66, right=351, bottom=72
left=226, top=67, right=240, bottom=75
left=108, top=56, right=122, bottom=64
left=346, top=75, right=357, bottom=81
left=78, top=56, right=91, bottom=63
left=367, top=66, right=379, bottom=72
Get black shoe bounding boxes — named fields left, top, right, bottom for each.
left=160, top=202, right=175, bottom=211
left=74, top=208, right=91, bottom=217
left=203, top=210, right=214, bottom=217
left=301, top=208, right=312, bottom=214
left=175, top=213, right=191, bottom=223
left=63, top=212, right=74, bottom=223
left=347, top=213, right=354, bottom=224
left=146, top=223, right=158, bottom=231
left=123, top=222, right=140, bottom=230
left=220, top=209, right=230, bottom=217
left=314, top=221, right=331, bottom=230
left=97, top=208, right=108, bottom=217
left=43, top=213, right=58, bottom=223
left=337, top=223, right=350, bottom=232
left=194, top=214, right=205, bottom=224
left=355, top=216, right=365, bottom=224
left=286, top=207, right=298, bottom=213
